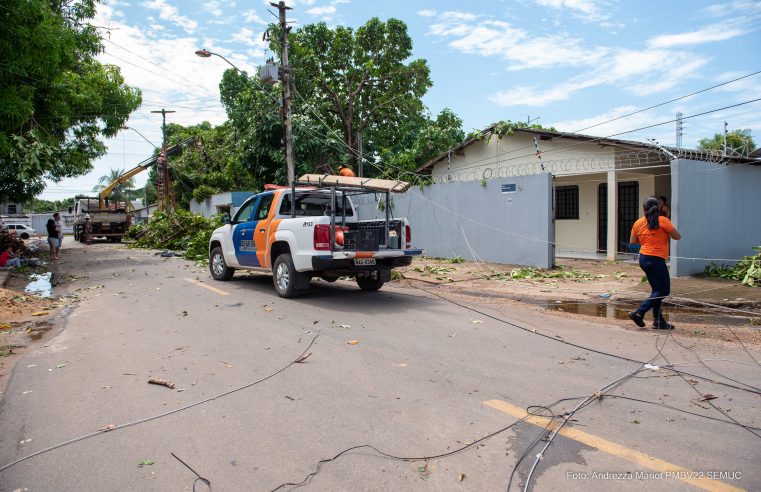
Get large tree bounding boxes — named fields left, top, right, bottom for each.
left=288, top=18, right=432, bottom=168
left=698, top=129, right=756, bottom=157
left=0, top=0, right=142, bottom=203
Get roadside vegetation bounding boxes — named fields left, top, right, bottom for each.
left=704, top=246, right=761, bottom=287
left=125, top=211, right=221, bottom=264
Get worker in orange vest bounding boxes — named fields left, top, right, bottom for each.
left=338, top=165, right=356, bottom=177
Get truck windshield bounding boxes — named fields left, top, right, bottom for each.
left=279, top=192, right=354, bottom=217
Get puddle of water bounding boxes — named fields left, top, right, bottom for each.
left=536, top=300, right=754, bottom=327
left=25, top=272, right=53, bottom=297
left=456, top=290, right=756, bottom=326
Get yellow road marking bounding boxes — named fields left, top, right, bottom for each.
left=484, top=400, right=745, bottom=492
left=183, top=278, right=230, bottom=296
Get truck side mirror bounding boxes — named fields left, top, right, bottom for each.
left=221, top=213, right=231, bottom=224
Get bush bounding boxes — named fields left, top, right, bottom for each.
left=125, top=210, right=222, bottom=264
left=704, top=246, right=761, bottom=287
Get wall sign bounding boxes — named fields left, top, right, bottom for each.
left=501, top=184, right=517, bottom=194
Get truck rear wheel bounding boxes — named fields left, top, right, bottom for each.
left=273, top=254, right=300, bottom=298
left=209, top=246, right=234, bottom=280
left=356, top=271, right=385, bottom=291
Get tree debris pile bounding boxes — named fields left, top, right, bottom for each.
left=125, top=210, right=221, bottom=264
left=704, top=246, right=761, bottom=287
left=0, top=230, right=32, bottom=257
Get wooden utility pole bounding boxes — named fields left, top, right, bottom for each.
left=151, top=108, right=176, bottom=211
left=272, top=1, right=294, bottom=185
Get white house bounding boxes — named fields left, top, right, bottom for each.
left=417, top=125, right=761, bottom=275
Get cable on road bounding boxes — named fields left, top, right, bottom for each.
left=413, top=285, right=761, bottom=396
left=171, top=452, right=211, bottom=492
left=0, top=334, right=320, bottom=475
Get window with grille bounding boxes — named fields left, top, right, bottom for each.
left=7, top=204, right=17, bottom=214
left=555, top=186, right=579, bottom=220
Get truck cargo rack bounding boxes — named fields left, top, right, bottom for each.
left=293, top=174, right=411, bottom=253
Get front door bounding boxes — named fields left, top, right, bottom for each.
left=233, top=196, right=260, bottom=267
left=598, top=181, right=639, bottom=253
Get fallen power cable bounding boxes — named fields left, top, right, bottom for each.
left=0, top=334, right=319, bottom=475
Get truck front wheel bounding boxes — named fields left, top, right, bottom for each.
left=356, top=271, right=385, bottom=291
left=210, top=246, right=234, bottom=280
left=273, top=254, right=300, bottom=298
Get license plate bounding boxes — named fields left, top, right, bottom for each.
left=354, top=258, right=376, bottom=266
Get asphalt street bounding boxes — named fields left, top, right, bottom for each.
left=0, top=243, right=759, bottom=491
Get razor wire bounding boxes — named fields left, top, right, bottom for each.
left=430, top=148, right=731, bottom=184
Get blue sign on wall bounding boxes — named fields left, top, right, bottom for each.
left=501, top=184, right=517, bottom=194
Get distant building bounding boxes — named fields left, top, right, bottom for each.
left=0, top=202, right=22, bottom=215
left=190, top=191, right=255, bottom=218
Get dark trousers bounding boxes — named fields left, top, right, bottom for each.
left=636, top=254, right=670, bottom=322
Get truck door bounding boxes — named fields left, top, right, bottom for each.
left=232, top=196, right=260, bottom=267
left=252, top=193, right=276, bottom=268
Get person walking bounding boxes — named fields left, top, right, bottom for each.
left=628, top=196, right=681, bottom=329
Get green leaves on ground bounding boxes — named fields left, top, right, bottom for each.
left=125, top=210, right=222, bottom=264
left=493, top=267, right=607, bottom=281
left=704, top=246, right=761, bottom=287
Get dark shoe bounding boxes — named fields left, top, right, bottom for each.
left=628, top=311, right=645, bottom=327
left=652, top=320, right=675, bottom=330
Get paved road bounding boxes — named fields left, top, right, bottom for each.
left=1, top=243, right=759, bottom=491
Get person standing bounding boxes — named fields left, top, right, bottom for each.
left=658, top=196, right=671, bottom=219
left=628, top=196, right=681, bottom=329
left=46, top=216, right=61, bottom=260
left=54, top=212, right=63, bottom=251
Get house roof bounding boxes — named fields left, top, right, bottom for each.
left=416, top=124, right=760, bottom=172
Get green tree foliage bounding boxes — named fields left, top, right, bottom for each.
left=92, top=167, right=136, bottom=208
left=24, top=197, right=76, bottom=213
left=290, top=18, right=432, bottom=168
left=0, top=0, right=142, bottom=203
left=379, top=108, right=465, bottom=178
left=698, top=129, right=756, bottom=157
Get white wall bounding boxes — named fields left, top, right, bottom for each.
left=554, top=173, right=656, bottom=254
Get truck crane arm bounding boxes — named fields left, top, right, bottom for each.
left=99, top=136, right=198, bottom=209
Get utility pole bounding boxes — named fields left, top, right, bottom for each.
left=357, top=131, right=363, bottom=177
left=151, top=108, right=176, bottom=211
left=272, top=1, right=294, bottom=186
left=723, top=121, right=728, bottom=156
left=675, top=112, right=684, bottom=149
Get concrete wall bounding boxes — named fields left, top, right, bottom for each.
left=353, top=175, right=554, bottom=268
left=671, top=159, right=761, bottom=276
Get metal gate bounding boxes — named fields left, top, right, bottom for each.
left=598, top=181, right=639, bottom=252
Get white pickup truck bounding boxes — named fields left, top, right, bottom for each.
left=208, top=175, right=422, bottom=297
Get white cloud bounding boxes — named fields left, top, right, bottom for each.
left=243, top=10, right=267, bottom=25
left=418, top=9, right=437, bottom=17
left=428, top=17, right=606, bottom=70
left=204, top=0, right=223, bottom=17
left=648, top=23, right=748, bottom=48
left=141, top=0, right=198, bottom=33
left=533, top=0, right=612, bottom=23
left=439, top=11, right=479, bottom=21
left=306, top=5, right=336, bottom=16
left=231, top=28, right=268, bottom=51
left=490, top=48, right=709, bottom=107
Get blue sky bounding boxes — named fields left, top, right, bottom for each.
left=41, top=0, right=761, bottom=199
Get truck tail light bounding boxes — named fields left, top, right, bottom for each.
left=314, top=224, right=330, bottom=250
left=405, top=225, right=411, bottom=249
